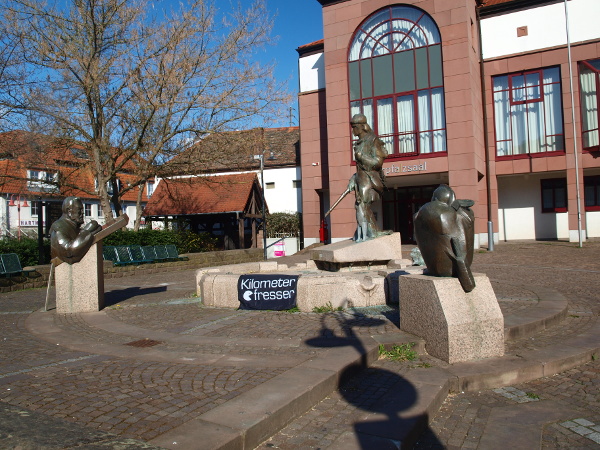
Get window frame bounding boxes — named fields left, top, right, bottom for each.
left=27, top=169, right=59, bottom=192
left=579, top=59, right=600, bottom=152
left=584, top=175, right=600, bottom=211
left=508, top=70, right=544, bottom=106
left=347, top=6, right=447, bottom=161
left=492, top=66, right=565, bottom=160
left=540, top=178, right=567, bottom=213
left=31, top=201, right=39, bottom=217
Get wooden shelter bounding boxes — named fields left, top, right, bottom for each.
left=142, top=173, right=266, bottom=249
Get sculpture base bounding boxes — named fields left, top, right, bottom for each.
left=399, top=273, right=504, bottom=363
left=55, top=243, right=105, bottom=314
left=311, top=232, right=405, bottom=271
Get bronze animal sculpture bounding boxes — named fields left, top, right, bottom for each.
left=414, top=185, right=475, bottom=292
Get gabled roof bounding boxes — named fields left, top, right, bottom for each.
left=0, top=130, right=147, bottom=202
left=143, top=172, right=261, bottom=217
left=163, top=127, right=299, bottom=177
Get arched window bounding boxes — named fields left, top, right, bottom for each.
left=348, top=6, right=446, bottom=157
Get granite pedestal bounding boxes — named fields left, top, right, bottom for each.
left=311, top=232, right=408, bottom=271
left=55, top=242, right=105, bottom=314
left=399, top=273, right=504, bottom=363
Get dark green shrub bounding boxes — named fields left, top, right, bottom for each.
left=104, top=229, right=217, bottom=253
left=266, top=212, right=300, bottom=237
left=0, top=237, right=51, bottom=266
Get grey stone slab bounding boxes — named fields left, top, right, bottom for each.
left=446, top=355, right=545, bottom=392
left=149, top=419, right=242, bottom=450
left=517, top=344, right=598, bottom=377
left=197, top=366, right=339, bottom=449
left=328, top=430, right=401, bottom=450
left=479, top=400, right=580, bottom=449
left=311, top=233, right=403, bottom=263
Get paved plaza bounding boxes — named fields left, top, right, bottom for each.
left=0, top=241, right=599, bottom=449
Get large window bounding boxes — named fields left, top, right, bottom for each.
left=493, top=67, right=564, bottom=158
left=580, top=59, right=600, bottom=151
left=348, top=6, right=446, bottom=157
left=584, top=175, right=600, bottom=211
left=541, top=178, right=567, bottom=213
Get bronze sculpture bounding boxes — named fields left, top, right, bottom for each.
left=326, top=114, right=391, bottom=242
left=413, top=184, right=476, bottom=292
left=50, top=197, right=102, bottom=264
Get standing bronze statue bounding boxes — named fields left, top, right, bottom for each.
left=50, top=197, right=102, bottom=264
left=414, top=184, right=476, bottom=292
left=326, top=114, right=391, bottom=242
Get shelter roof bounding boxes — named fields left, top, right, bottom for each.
left=143, top=172, right=260, bottom=217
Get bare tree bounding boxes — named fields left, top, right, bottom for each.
left=0, top=0, right=291, bottom=229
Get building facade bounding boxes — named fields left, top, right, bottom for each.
left=298, top=0, right=600, bottom=247
left=0, top=130, right=150, bottom=238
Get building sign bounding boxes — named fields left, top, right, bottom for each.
left=384, top=161, right=428, bottom=175
left=20, top=220, right=44, bottom=226
left=238, top=274, right=299, bottom=310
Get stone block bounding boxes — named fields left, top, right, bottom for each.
left=399, top=273, right=504, bottom=363
left=311, top=233, right=403, bottom=266
left=55, top=243, right=104, bottom=314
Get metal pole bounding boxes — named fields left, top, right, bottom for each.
left=260, top=155, right=267, bottom=260
left=564, top=0, right=583, bottom=247
left=44, top=262, right=54, bottom=312
left=477, top=5, right=494, bottom=251
left=37, top=199, right=44, bottom=265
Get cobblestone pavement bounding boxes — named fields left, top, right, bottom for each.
left=415, top=359, right=600, bottom=449
left=0, top=241, right=599, bottom=449
left=257, top=241, right=600, bottom=449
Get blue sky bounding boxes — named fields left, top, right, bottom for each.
left=260, top=0, right=324, bottom=126
left=156, top=0, right=324, bottom=127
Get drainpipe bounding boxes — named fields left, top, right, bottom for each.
left=476, top=4, right=494, bottom=251
left=564, top=0, right=583, bottom=247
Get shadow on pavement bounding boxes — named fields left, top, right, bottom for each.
left=104, top=286, right=167, bottom=306
left=305, top=312, right=444, bottom=449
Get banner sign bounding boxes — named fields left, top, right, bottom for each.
left=237, top=274, right=299, bottom=310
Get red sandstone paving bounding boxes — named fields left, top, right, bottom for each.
left=257, top=241, right=600, bottom=449
left=0, top=240, right=599, bottom=448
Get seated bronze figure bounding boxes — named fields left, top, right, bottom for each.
left=50, top=197, right=102, bottom=264
left=413, top=185, right=475, bottom=292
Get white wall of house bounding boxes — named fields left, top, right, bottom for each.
left=586, top=211, right=600, bottom=238
left=481, top=0, right=600, bottom=59
left=203, top=166, right=303, bottom=215
left=260, top=167, right=303, bottom=214
left=497, top=175, right=569, bottom=241
left=0, top=196, right=139, bottom=238
left=299, top=52, right=325, bottom=93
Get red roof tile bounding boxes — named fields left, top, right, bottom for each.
left=143, top=173, right=259, bottom=217
left=0, top=130, right=149, bottom=202
left=164, top=127, right=299, bottom=177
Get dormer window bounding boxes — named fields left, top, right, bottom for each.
left=94, top=178, right=121, bottom=194
left=27, top=169, right=59, bottom=192
left=147, top=180, right=155, bottom=198
left=70, top=147, right=89, bottom=159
